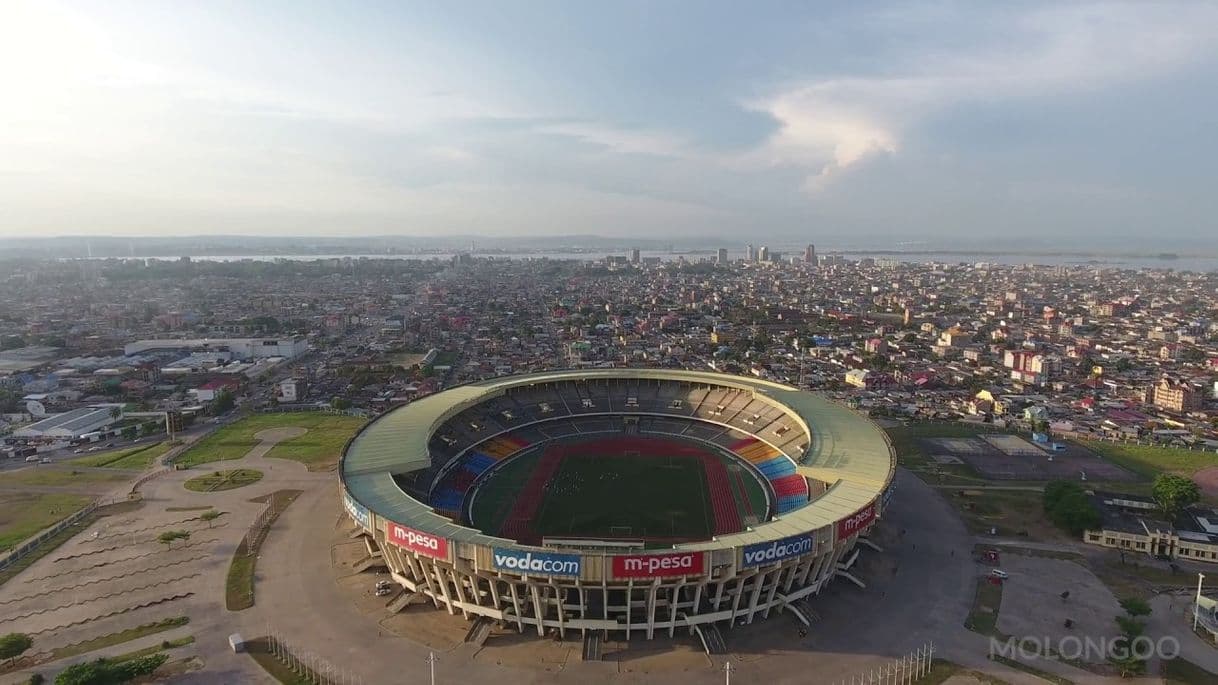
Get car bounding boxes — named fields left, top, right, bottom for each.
left=88, top=446, right=100, bottom=452
left=73, top=449, right=84, bottom=454
left=989, top=569, right=1009, bottom=579
left=25, top=455, right=40, bottom=462
left=104, top=442, right=115, bottom=448
left=40, top=457, right=51, bottom=463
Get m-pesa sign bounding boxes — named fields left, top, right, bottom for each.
left=387, top=522, right=449, bottom=560
left=836, top=501, right=877, bottom=540
left=612, top=552, right=704, bottom=578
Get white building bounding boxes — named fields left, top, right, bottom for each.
left=12, top=406, right=122, bottom=440
left=279, top=378, right=307, bottom=403
left=124, top=337, right=308, bottom=360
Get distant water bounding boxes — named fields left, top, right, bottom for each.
left=96, top=250, right=1218, bottom=272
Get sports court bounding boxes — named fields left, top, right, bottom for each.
left=921, top=436, right=1137, bottom=481
left=468, top=434, right=768, bottom=545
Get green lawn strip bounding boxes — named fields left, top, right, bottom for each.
left=68, top=441, right=166, bottom=469
left=0, top=501, right=144, bottom=588
left=110, top=635, right=195, bottom=664
left=964, top=576, right=1008, bottom=638
left=922, top=660, right=1011, bottom=685
left=246, top=639, right=313, bottom=685
left=225, top=490, right=301, bottom=611
left=177, top=413, right=365, bottom=469
left=184, top=469, right=264, bottom=492
left=0, top=492, right=94, bottom=551
left=990, top=655, right=1074, bottom=685
left=50, top=617, right=189, bottom=660
left=1082, top=441, right=1218, bottom=479
left=0, top=468, right=126, bottom=488
left=1164, top=657, right=1218, bottom=684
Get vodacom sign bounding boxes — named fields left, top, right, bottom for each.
left=387, top=522, right=449, bottom=561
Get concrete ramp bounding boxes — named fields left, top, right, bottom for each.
left=352, top=556, right=388, bottom=573
left=464, top=616, right=493, bottom=646
left=582, top=630, right=603, bottom=661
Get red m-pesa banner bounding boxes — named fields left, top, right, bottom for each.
left=387, top=522, right=449, bottom=560
left=612, top=552, right=704, bottom=578
left=836, top=501, right=876, bottom=540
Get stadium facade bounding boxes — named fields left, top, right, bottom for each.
left=340, top=369, right=895, bottom=640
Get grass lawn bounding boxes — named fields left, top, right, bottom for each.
left=1163, top=657, right=1218, bottom=684
left=70, top=441, right=174, bottom=469
left=184, top=469, right=264, bottom=492
left=111, top=635, right=195, bottom=664
left=177, top=413, right=365, bottom=470
left=0, top=466, right=127, bottom=488
left=964, top=577, right=1007, bottom=638
left=0, top=492, right=94, bottom=551
left=50, top=616, right=189, bottom=660
left=247, top=638, right=313, bottom=685
left=952, top=489, right=1070, bottom=541
left=1082, top=441, right=1218, bottom=479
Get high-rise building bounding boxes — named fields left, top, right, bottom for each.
left=630, top=248, right=641, bottom=264
left=803, top=244, right=816, bottom=263
left=758, top=246, right=770, bottom=262
left=716, top=248, right=729, bottom=264
left=746, top=244, right=756, bottom=262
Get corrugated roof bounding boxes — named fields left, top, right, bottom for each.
left=342, top=369, right=894, bottom=549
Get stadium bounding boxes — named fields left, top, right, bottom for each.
left=340, top=369, right=895, bottom=646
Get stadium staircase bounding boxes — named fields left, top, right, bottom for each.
left=386, top=589, right=417, bottom=614
left=582, top=630, right=604, bottom=661
left=464, top=616, right=494, bottom=646
left=352, top=556, right=388, bottom=573
left=696, top=623, right=727, bottom=655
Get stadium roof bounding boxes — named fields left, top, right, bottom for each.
left=342, top=369, right=895, bottom=550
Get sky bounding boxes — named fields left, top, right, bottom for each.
left=1, top=0, right=1217, bottom=247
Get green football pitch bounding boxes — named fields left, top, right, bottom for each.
left=468, top=435, right=768, bottom=544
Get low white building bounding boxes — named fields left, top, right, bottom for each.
left=12, top=406, right=122, bottom=440
left=124, top=337, right=308, bottom=361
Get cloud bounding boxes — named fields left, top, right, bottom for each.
left=747, top=2, right=1218, bottom=190
left=535, top=122, right=691, bottom=159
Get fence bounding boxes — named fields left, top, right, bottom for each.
left=833, top=643, right=935, bottom=685
left=243, top=499, right=275, bottom=556
left=0, top=493, right=128, bottom=572
left=263, top=628, right=365, bottom=685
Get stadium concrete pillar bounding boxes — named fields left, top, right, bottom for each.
left=552, top=582, right=566, bottom=639
left=488, top=576, right=502, bottom=609
left=728, top=577, right=745, bottom=628
left=575, top=581, right=586, bottom=621
left=435, top=565, right=456, bottom=616
left=450, top=568, right=470, bottom=618
left=529, top=583, right=545, bottom=637
left=691, top=582, right=705, bottom=632
left=668, top=581, right=684, bottom=637
left=508, top=581, right=524, bottom=633
left=762, top=567, right=782, bottom=619
left=645, top=580, right=659, bottom=639
left=624, top=579, right=634, bottom=641
left=745, top=571, right=765, bottom=623
left=711, top=579, right=726, bottom=612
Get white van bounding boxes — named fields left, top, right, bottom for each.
left=25, top=455, right=40, bottom=462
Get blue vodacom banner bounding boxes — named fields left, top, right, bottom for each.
left=492, top=548, right=582, bottom=577
left=343, top=492, right=371, bottom=530
left=741, top=534, right=814, bottom=568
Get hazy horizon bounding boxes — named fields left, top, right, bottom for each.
left=2, top=1, right=1217, bottom=243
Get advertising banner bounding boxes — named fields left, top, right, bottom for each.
left=343, top=492, right=371, bottom=530
left=386, top=522, right=449, bottom=560
left=741, top=534, right=814, bottom=568
left=836, top=501, right=877, bottom=541
left=491, top=548, right=582, bottom=577
left=612, top=552, right=704, bottom=578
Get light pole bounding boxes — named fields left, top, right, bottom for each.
left=1195, top=572, right=1206, bottom=630
left=427, top=651, right=438, bottom=685
left=724, top=661, right=733, bottom=685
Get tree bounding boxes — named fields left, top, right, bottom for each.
left=1119, top=597, right=1152, bottom=618
left=108, top=406, right=122, bottom=421
left=1042, top=481, right=1102, bottom=535
left=1152, top=474, right=1200, bottom=519
left=54, top=653, right=168, bottom=685
left=330, top=396, right=352, bottom=410
left=156, top=530, right=190, bottom=550
left=199, top=510, right=221, bottom=528
left=0, top=633, right=32, bottom=665
left=213, top=389, right=235, bottom=414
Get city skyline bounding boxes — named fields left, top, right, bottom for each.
left=2, top=1, right=1217, bottom=244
